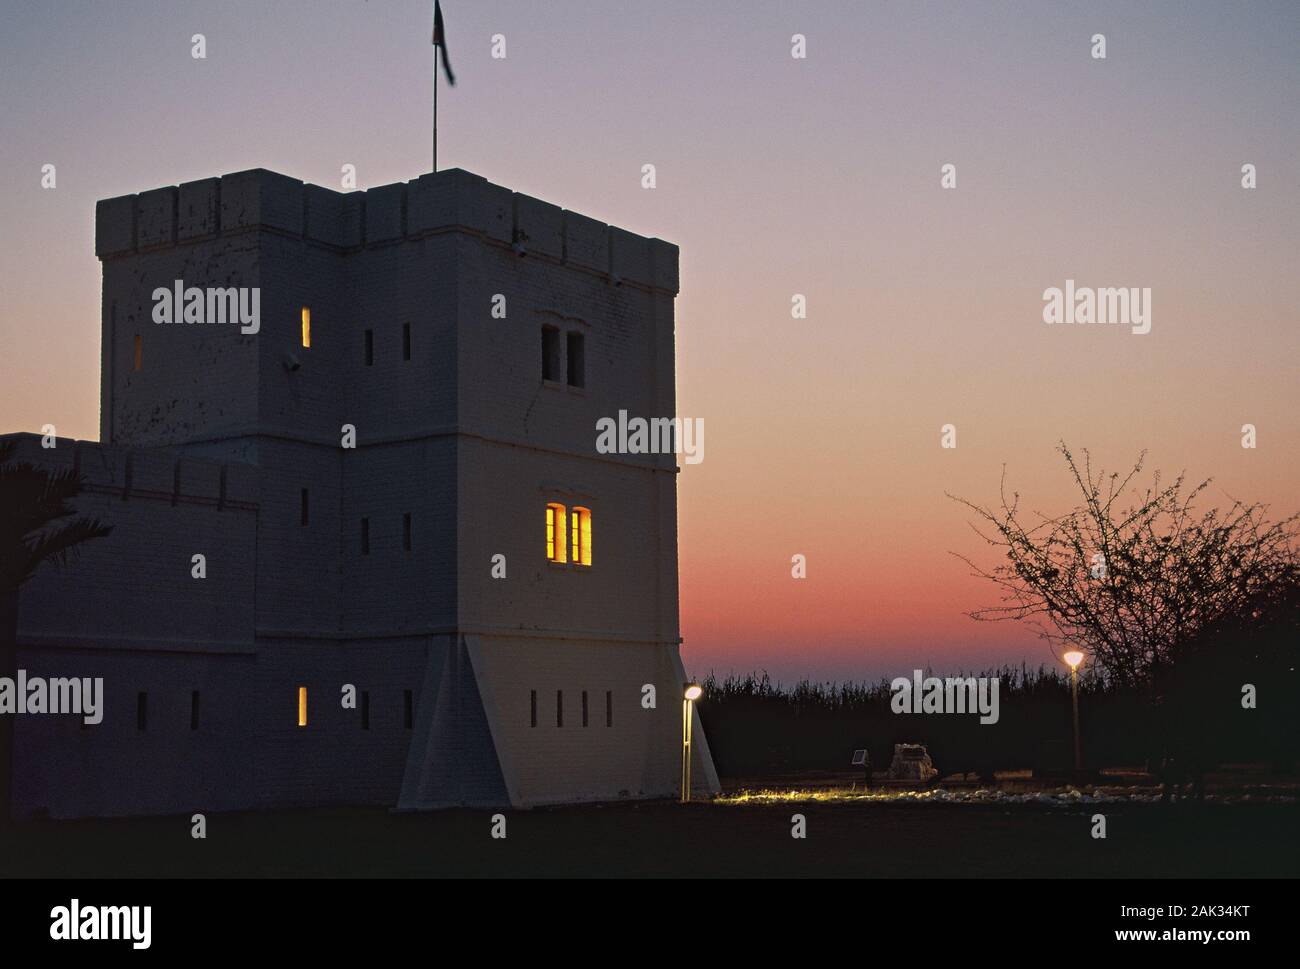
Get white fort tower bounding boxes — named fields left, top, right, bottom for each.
left=5, top=168, right=719, bottom=817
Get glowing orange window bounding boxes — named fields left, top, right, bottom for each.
left=570, top=507, right=592, bottom=566
left=546, top=503, right=567, bottom=563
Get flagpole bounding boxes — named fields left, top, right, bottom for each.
left=433, top=43, right=439, bottom=172
left=432, top=0, right=452, bottom=173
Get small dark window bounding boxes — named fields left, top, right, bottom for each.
left=402, top=323, right=411, bottom=361
left=556, top=690, right=564, bottom=727
left=190, top=691, right=200, bottom=730
left=582, top=690, right=589, bottom=727
left=364, top=329, right=374, bottom=366
left=136, top=692, right=148, bottom=731
left=300, top=488, right=310, bottom=526
left=566, top=332, right=585, bottom=388
left=403, top=690, right=414, bottom=729
left=361, top=517, right=370, bottom=555
left=530, top=690, right=537, bottom=728
left=606, top=690, right=613, bottom=727
left=361, top=690, right=370, bottom=730
left=542, top=326, right=561, bottom=381
left=403, top=513, right=412, bottom=552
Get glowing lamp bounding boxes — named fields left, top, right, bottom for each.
left=1063, top=650, right=1085, bottom=670
left=681, top=684, right=703, bottom=802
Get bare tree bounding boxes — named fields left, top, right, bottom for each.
left=950, top=442, right=1300, bottom=693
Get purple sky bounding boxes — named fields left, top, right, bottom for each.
left=2, top=1, right=1298, bottom=682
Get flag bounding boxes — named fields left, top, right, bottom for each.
left=432, top=0, right=455, bottom=85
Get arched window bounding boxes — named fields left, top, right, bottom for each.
left=546, top=502, right=567, bottom=563
left=570, top=507, right=592, bottom=566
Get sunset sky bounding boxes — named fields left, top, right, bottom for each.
left=2, top=0, right=1298, bottom=682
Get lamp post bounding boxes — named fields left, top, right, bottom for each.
left=681, top=683, right=703, bottom=803
left=1062, top=650, right=1085, bottom=774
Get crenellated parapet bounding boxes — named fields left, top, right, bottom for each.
left=96, top=168, right=679, bottom=294
left=1, top=432, right=257, bottom=510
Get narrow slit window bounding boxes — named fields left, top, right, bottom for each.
left=566, top=332, right=585, bottom=388
left=364, top=328, right=374, bottom=366
left=361, top=690, right=370, bottom=730
left=542, top=326, right=561, bottom=381
left=300, top=488, right=310, bottom=526
left=403, top=513, right=412, bottom=552
left=530, top=690, right=537, bottom=728
left=190, top=691, right=200, bottom=731
left=403, top=690, right=414, bottom=729
left=403, top=323, right=411, bottom=361
left=297, top=686, right=308, bottom=727
left=361, top=517, right=370, bottom=555
left=301, top=307, right=311, bottom=348
left=570, top=507, right=592, bottom=566
left=556, top=690, right=563, bottom=728
left=136, top=692, right=148, bottom=731
left=133, top=334, right=143, bottom=372
left=606, top=690, right=613, bottom=727
left=582, top=690, right=589, bottom=727
left=546, top=502, right=567, bottom=563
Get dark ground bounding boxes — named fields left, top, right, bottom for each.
left=3, top=795, right=1296, bottom=878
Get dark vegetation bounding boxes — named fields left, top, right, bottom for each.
left=0, top=440, right=112, bottom=825
left=696, top=656, right=1296, bottom=779
left=702, top=445, right=1300, bottom=783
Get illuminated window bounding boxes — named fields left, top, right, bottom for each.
left=301, top=307, right=311, bottom=348
left=133, top=335, right=142, bottom=372
left=546, top=502, right=568, bottom=563
left=297, top=686, right=308, bottom=727
left=570, top=507, right=592, bottom=566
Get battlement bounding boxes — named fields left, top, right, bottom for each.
left=96, top=168, right=679, bottom=293
left=0, top=432, right=258, bottom=508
